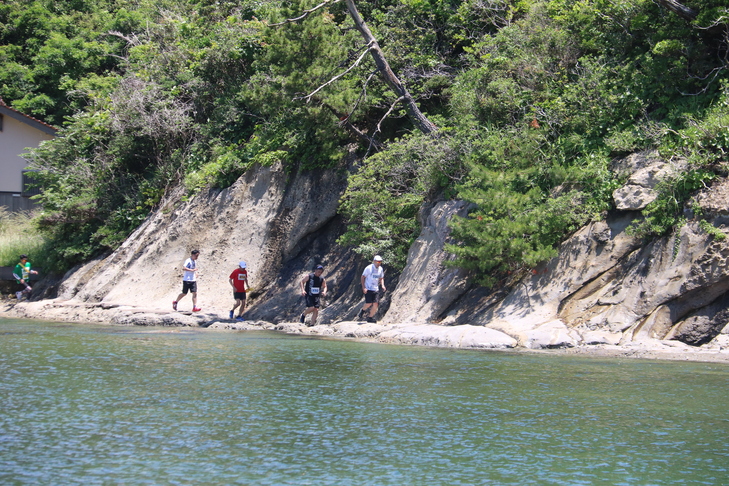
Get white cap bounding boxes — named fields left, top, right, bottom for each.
left=239, top=261, right=247, bottom=268
left=373, top=255, right=383, bottom=262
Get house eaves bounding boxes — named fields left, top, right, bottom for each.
left=0, top=98, right=57, bottom=135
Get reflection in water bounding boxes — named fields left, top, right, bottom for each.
left=1, top=318, right=728, bottom=485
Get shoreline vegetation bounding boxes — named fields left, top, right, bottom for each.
left=3, top=297, right=729, bottom=364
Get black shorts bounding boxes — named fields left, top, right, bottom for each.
left=364, top=290, right=379, bottom=304
left=181, top=281, right=197, bottom=294
left=233, top=291, right=247, bottom=300
left=305, top=294, right=321, bottom=308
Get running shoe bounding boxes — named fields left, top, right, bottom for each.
left=192, top=307, right=202, bottom=312
left=300, top=313, right=306, bottom=323
left=366, top=317, right=377, bottom=323
left=236, top=316, right=245, bottom=321
left=229, top=310, right=234, bottom=319
left=172, top=301, right=178, bottom=311
left=16, top=291, right=23, bottom=300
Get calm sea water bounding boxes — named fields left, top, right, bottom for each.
left=1, top=318, right=728, bottom=485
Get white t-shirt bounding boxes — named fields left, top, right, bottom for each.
left=362, top=263, right=384, bottom=291
left=182, top=258, right=197, bottom=282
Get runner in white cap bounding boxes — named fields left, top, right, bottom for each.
left=359, top=255, right=386, bottom=322
left=228, top=261, right=249, bottom=321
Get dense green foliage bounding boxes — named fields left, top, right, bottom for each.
left=441, top=1, right=729, bottom=284
left=338, top=131, right=466, bottom=268
left=2, top=0, right=728, bottom=281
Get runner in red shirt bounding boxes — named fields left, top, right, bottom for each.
left=228, top=261, right=249, bottom=321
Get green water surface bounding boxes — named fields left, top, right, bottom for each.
left=1, top=318, right=728, bottom=485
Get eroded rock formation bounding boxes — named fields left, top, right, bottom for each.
left=9, top=151, right=729, bottom=354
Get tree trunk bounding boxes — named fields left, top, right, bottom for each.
left=344, top=0, right=438, bottom=135
left=654, top=0, right=698, bottom=22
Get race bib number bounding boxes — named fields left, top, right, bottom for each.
left=310, top=287, right=320, bottom=295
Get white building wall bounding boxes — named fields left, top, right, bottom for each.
left=0, top=115, right=54, bottom=193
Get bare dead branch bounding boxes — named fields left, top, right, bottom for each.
left=294, top=43, right=374, bottom=103
left=268, top=0, right=341, bottom=26
left=679, top=66, right=726, bottom=96
left=375, top=96, right=405, bottom=137
left=344, top=71, right=377, bottom=122
left=105, top=30, right=143, bottom=47
left=320, top=102, right=383, bottom=150
left=695, top=14, right=729, bottom=31
left=362, top=96, right=404, bottom=157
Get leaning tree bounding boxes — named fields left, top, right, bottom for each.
left=271, top=0, right=438, bottom=141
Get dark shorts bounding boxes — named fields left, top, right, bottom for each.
left=181, top=281, right=197, bottom=294
left=305, top=294, right=321, bottom=308
left=364, top=290, right=379, bottom=304
left=233, top=291, right=247, bottom=300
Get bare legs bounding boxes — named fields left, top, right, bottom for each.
left=231, top=298, right=246, bottom=317
left=175, top=291, right=197, bottom=309
left=302, top=306, right=319, bottom=325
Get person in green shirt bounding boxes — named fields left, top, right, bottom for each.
left=13, top=254, right=38, bottom=301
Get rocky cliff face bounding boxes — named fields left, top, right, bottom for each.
left=43, top=152, right=729, bottom=352
left=55, top=161, right=364, bottom=319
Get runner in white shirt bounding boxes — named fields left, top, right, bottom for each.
left=173, top=249, right=202, bottom=312
left=359, top=255, right=386, bottom=322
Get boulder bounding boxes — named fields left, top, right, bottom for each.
left=612, top=154, right=686, bottom=210
left=519, top=320, right=581, bottom=349
left=377, top=324, right=517, bottom=349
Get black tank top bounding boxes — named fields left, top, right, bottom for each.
left=305, top=274, right=324, bottom=295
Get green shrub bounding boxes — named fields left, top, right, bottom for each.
left=338, top=131, right=465, bottom=270
left=627, top=169, right=717, bottom=238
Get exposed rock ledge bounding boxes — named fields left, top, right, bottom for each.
left=4, top=298, right=729, bottom=363
left=8, top=152, right=729, bottom=363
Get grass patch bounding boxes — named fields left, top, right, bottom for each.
left=0, top=208, right=48, bottom=270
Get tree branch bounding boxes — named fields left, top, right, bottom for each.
left=268, top=0, right=341, bottom=27
left=652, top=0, right=698, bottom=22
left=294, top=43, right=374, bottom=103
left=374, top=96, right=405, bottom=140
left=343, top=0, right=438, bottom=135
left=105, top=30, right=143, bottom=46
left=320, top=101, right=383, bottom=150
left=345, top=71, right=377, bottom=123
left=272, top=0, right=438, bottom=138
left=364, top=96, right=404, bottom=157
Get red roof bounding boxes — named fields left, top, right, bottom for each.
left=0, top=98, right=57, bottom=133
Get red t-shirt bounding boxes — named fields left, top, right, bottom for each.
left=229, top=268, right=248, bottom=292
